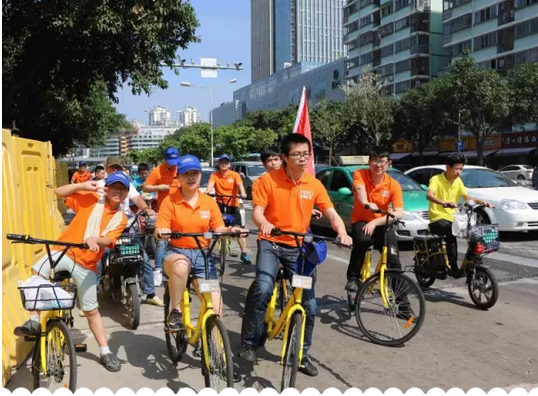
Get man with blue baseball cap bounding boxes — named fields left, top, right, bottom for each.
left=206, top=154, right=252, bottom=265
left=15, top=172, right=129, bottom=372
left=144, top=147, right=181, bottom=286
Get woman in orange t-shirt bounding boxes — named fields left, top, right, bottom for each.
left=155, top=155, right=247, bottom=329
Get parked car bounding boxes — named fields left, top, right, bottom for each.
left=231, top=161, right=266, bottom=200
left=498, top=164, right=534, bottom=181
left=405, top=165, right=538, bottom=232
left=312, top=166, right=430, bottom=241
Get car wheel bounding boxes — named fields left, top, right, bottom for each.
left=475, top=209, right=491, bottom=226
left=517, top=175, right=525, bottom=180
left=246, top=186, right=252, bottom=200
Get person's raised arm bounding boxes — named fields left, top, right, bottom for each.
left=56, top=180, right=104, bottom=198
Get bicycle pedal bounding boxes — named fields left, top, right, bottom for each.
left=75, top=343, right=87, bottom=353
left=24, top=335, right=37, bottom=342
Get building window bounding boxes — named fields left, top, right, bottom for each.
left=395, top=37, right=411, bottom=52
left=474, top=5, right=498, bottom=25
left=348, top=56, right=360, bottom=69
left=359, top=31, right=374, bottom=46
left=450, top=13, right=472, bottom=33
left=360, top=51, right=374, bottom=65
left=474, top=32, right=497, bottom=50
left=360, top=14, right=374, bottom=28
left=380, top=44, right=394, bottom=57
left=360, top=0, right=374, bottom=8
left=515, top=47, right=538, bottom=64
left=395, top=0, right=411, bottom=11
left=346, top=20, right=360, bottom=34
left=450, top=0, right=471, bottom=8
left=395, top=16, right=410, bottom=31
left=448, top=39, right=471, bottom=57
left=395, top=59, right=411, bottom=73
left=379, top=22, right=394, bottom=37
left=516, top=0, right=538, bottom=8
left=382, top=3, right=394, bottom=17
left=515, top=17, right=538, bottom=39
left=379, top=63, right=394, bottom=76
left=395, top=80, right=412, bottom=93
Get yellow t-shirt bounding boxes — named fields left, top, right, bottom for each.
left=428, top=173, right=468, bottom=223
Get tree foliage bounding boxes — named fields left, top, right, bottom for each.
left=3, top=0, right=199, bottom=154
left=215, top=125, right=277, bottom=160
left=311, top=100, right=347, bottom=164
left=507, top=62, right=538, bottom=125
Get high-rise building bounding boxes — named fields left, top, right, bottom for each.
left=442, top=0, right=538, bottom=71
left=178, top=106, right=202, bottom=127
left=148, top=105, right=171, bottom=126
left=344, top=0, right=446, bottom=94
left=251, top=0, right=346, bottom=82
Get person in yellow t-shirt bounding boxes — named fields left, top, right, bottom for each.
left=426, top=153, right=492, bottom=276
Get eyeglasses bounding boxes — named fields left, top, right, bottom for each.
left=288, top=152, right=311, bottom=159
left=370, top=160, right=389, bottom=166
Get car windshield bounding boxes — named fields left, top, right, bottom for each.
left=248, top=165, right=266, bottom=176
left=201, top=171, right=212, bottom=187
left=387, top=170, right=424, bottom=191
left=461, top=169, right=517, bottom=188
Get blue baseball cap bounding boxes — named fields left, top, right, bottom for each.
left=105, top=171, right=130, bottom=189
left=218, top=154, right=232, bottom=162
left=164, top=147, right=180, bottom=166
left=177, top=155, right=202, bottom=174
left=79, top=161, right=87, bottom=167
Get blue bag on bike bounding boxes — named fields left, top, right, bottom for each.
left=222, top=214, right=236, bottom=227
left=294, top=229, right=328, bottom=277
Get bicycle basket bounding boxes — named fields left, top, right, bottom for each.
left=113, top=239, right=143, bottom=263
left=294, top=237, right=328, bottom=277
left=18, top=276, right=77, bottom=311
left=138, top=215, right=157, bottom=233
left=468, top=224, right=500, bottom=254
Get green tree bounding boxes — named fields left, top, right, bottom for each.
left=507, top=62, right=538, bottom=125
left=215, top=125, right=277, bottom=159
left=237, top=105, right=298, bottom=140
left=343, top=71, right=397, bottom=152
left=441, top=50, right=511, bottom=165
left=311, top=101, right=346, bottom=164
left=3, top=0, right=199, bottom=153
left=178, top=123, right=212, bottom=160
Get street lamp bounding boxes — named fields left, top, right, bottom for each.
left=179, top=79, right=237, bottom=164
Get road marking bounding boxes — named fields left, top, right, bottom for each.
left=327, top=254, right=349, bottom=264
left=457, top=243, right=538, bottom=268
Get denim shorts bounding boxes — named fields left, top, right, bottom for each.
left=164, top=246, right=217, bottom=280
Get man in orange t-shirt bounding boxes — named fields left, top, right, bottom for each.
left=71, top=161, right=93, bottom=184
left=206, top=154, right=251, bottom=264
left=345, top=150, right=404, bottom=293
left=14, top=173, right=129, bottom=372
left=239, top=134, right=352, bottom=377
left=143, top=147, right=181, bottom=284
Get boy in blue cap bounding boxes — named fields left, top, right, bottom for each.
left=14, top=172, right=129, bottom=372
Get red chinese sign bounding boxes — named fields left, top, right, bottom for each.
left=502, top=131, right=538, bottom=148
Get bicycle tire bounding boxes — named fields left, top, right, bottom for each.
left=145, top=235, right=156, bottom=259
left=40, top=320, right=77, bottom=392
left=415, top=271, right=436, bottom=288
left=219, top=238, right=227, bottom=282
left=202, top=315, right=234, bottom=390
left=127, top=283, right=140, bottom=330
left=355, top=270, right=426, bottom=347
left=280, top=311, right=302, bottom=391
left=468, top=267, right=499, bottom=310
left=163, top=286, right=187, bottom=363
left=32, top=333, right=41, bottom=390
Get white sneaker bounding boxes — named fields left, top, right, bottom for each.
left=154, top=270, right=163, bottom=287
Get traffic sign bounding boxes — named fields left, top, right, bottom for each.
left=456, top=140, right=464, bottom=151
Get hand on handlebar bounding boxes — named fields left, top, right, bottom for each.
left=230, top=226, right=249, bottom=236
left=442, top=202, right=458, bottom=209
left=84, top=236, right=100, bottom=252
left=260, top=222, right=276, bottom=236
left=364, top=203, right=379, bottom=212
left=312, top=209, right=323, bottom=220
left=337, top=234, right=353, bottom=247
left=240, top=193, right=247, bottom=200
left=155, top=228, right=171, bottom=240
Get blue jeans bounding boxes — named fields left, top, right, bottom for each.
left=164, top=246, right=218, bottom=280
left=96, top=239, right=155, bottom=296
left=241, top=239, right=317, bottom=356
left=155, top=240, right=168, bottom=271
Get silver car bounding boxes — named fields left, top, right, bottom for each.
left=498, top=164, right=534, bottom=182
left=231, top=161, right=266, bottom=200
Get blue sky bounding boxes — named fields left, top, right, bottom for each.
left=114, top=0, right=251, bottom=124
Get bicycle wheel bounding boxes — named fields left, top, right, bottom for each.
left=202, top=315, right=234, bottom=390
left=32, top=334, right=41, bottom=390
left=281, top=311, right=302, bottom=391
left=163, top=286, right=187, bottom=363
left=355, top=270, right=426, bottom=347
left=127, top=283, right=140, bottom=330
left=145, top=235, right=156, bottom=259
left=468, top=267, right=499, bottom=310
left=219, top=238, right=227, bottom=282
left=38, top=320, right=77, bottom=391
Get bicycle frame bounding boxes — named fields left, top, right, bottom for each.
left=413, top=240, right=451, bottom=270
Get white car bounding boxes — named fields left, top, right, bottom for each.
left=498, top=164, right=534, bottom=181
left=405, top=165, right=538, bottom=232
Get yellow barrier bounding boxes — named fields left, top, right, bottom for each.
left=2, top=129, right=65, bottom=386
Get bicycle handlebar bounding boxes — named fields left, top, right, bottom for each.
left=248, top=228, right=350, bottom=247
left=208, top=193, right=241, bottom=199
left=161, top=230, right=251, bottom=239
left=6, top=234, right=89, bottom=249
left=364, top=205, right=405, bottom=226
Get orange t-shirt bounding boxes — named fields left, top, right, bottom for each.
left=71, top=171, right=92, bottom=184
left=145, top=163, right=179, bottom=209
left=53, top=192, right=127, bottom=272
left=156, top=190, right=225, bottom=249
left=209, top=170, right=243, bottom=207
left=253, top=167, right=334, bottom=246
left=351, top=169, right=404, bottom=223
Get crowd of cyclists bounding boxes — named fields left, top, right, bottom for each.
left=13, top=133, right=491, bottom=381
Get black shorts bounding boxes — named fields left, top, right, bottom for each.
left=217, top=203, right=243, bottom=227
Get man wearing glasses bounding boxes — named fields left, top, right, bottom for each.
left=345, top=150, right=404, bottom=293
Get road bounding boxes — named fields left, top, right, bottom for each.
left=7, top=208, right=538, bottom=392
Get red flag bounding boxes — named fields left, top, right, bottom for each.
left=292, top=86, right=315, bottom=176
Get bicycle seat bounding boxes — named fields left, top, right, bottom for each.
left=52, top=271, right=72, bottom=282
left=413, top=235, right=442, bottom=243
left=277, top=266, right=292, bottom=281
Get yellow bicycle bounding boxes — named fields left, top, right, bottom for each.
left=8, top=234, right=87, bottom=392
left=162, top=230, right=248, bottom=390
left=244, top=229, right=342, bottom=391
left=346, top=207, right=426, bottom=347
